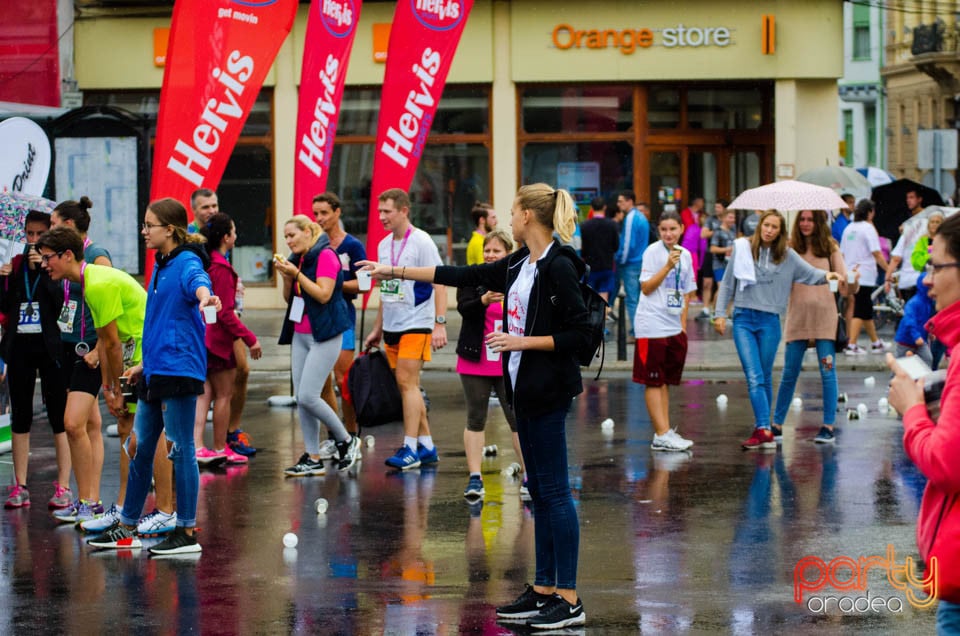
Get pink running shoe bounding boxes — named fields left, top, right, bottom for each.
left=4, top=484, right=30, bottom=509
left=196, top=447, right=227, bottom=467
left=49, top=481, right=73, bottom=509
left=223, top=448, right=249, bottom=465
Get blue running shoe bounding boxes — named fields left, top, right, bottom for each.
left=463, top=475, right=484, bottom=499
left=417, top=443, right=439, bottom=465
left=385, top=446, right=421, bottom=470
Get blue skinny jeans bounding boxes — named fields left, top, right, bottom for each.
left=516, top=404, right=580, bottom=590
left=773, top=339, right=838, bottom=427
left=120, top=394, right=200, bottom=528
left=732, top=308, right=782, bottom=430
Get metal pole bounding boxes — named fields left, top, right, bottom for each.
left=617, top=290, right=627, bottom=361
left=934, top=130, right=943, bottom=197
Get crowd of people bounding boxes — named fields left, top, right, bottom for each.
left=2, top=180, right=958, bottom=629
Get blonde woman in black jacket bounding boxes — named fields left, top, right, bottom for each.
left=359, top=183, right=592, bottom=630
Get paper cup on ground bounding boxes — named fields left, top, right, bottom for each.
left=203, top=305, right=217, bottom=324
left=357, top=269, right=372, bottom=292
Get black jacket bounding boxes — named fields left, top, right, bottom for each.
left=436, top=241, right=591, bottom=419
left=0, top=252, right=65, bottom=364
left=455, top=283, right=488, bottom=362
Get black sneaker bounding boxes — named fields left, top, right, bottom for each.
left=496, top=584, right=557, bottom=620
left=528, top=595, right=586, bottom=630
left=87, top=522, right=142, bottom=550
left=336, top=436, right=361, bottom=472
left=149, top=526, right=201, bottom=555
left=284, top=453, right=326, bottom=477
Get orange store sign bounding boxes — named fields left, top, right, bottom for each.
left=552, top=23, right=732, bottom=54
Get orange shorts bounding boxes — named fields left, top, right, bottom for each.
left=384, top=333, right=432, bottom=367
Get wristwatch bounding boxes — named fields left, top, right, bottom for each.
left=435, top=315, right=447, bottom=325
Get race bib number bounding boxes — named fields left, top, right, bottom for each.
left=121, top=338, right=137, bottom=365
left=58, top=299, right=78, bottom=333
left=289, top=296, right=305, bottom=323
left=18, top=302, right=41, bottom=333
left=666, top=290, right=684, bottom=315
left=380, top=279, right=404, bottom=303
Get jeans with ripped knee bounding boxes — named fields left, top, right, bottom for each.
left=120, top=394, right=199, bottom=528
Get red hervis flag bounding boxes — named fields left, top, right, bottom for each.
left=293, top=0, right=363, bottom=219
left=365, top=0, right=473, bottom=286
left=147, top=0, right=297, bottom=277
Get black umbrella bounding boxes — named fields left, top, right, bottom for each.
left=870, top=178, right=944, bottom=243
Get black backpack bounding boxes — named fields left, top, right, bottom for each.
left=578, top=278, right=608, bottom=379
left=345, top=348, right=403, bottom=428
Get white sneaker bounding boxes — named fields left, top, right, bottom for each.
left=317, top=438, right=338, bottom=460
left=137, top=509, right=177, bottom=536
left=651, top=429, right=694, bottom=452
left=80, top=503, right=120, bottom=533
left=870, top=340, right=891, bottom=353
left=844, top=344, right=867, bottom=356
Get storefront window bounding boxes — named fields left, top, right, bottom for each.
left=648, top=87, right=680, bottom=129
left=687, top=88, right=763, bottom=130
left=329, top=85, right=492, bottom=265
left=521, top=86, right=632, bottom=134
left=522, top=141, right=633, bottom=216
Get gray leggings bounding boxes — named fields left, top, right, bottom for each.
left=459, top=373, right=517, bottom=432
left=292, top=332, right=349, bottom=454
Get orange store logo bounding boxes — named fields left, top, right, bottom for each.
left=551, top=23, right=732, bottom=55
left=793, top=545, right=938, bottom=613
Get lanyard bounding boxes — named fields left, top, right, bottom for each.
left=390, top=227, right=412, bottom=266
left=294, top=256, right=305, bottom=296
left=23, top=266, right=41, bottom=303
left=62, top=262, right=88, bottom=342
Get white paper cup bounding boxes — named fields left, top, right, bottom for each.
left=828, top=278, right=839, bottom=293
left=357, top=269, right=372, bottom=292
left=203, top=305, right=217, bottom=324
left=847, top=271, right=857, bottom=284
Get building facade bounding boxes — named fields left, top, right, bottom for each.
left=71, top=0, right=842, bottom=308
left=883, top=1, right=960, bottom=196
left=839, top=0, right=885, bottom=170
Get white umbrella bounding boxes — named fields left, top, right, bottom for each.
left=856, top=167, right=897, bottom=188
left=797, top=166, right=872, bottom=200
left=899, top=205, right=959, bottom=239
left=728, top=180, right=848, bottom=211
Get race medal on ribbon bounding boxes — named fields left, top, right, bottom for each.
left=74, top=341, right=91, bottom=356
left=18, top=302, right=41, bottom=333
left=289, top=296, right=305, bottom=323
left=380, top=279, right=404, bottom=303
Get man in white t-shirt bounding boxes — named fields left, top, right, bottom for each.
left=364, top=188, right=447, bottom=470
left=886, top=187, right=925, bottom=302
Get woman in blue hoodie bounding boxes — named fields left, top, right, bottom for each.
left=894, top=272, right=934, bottom=368
left=88, top=198, right=219, bottom=556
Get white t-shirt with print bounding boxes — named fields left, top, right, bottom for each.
left=377, top=226, right=444, bottom=332
left=840, top=221, right=882, bottom=285
left=634, top=241, right=698, bottom=338
left=506, top=244, right=552, bottom=390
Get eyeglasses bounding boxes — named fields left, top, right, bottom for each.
left=142, top=222, right=167, bottom=231
left=40, top=251, right=64, bottom=264
left=923, top=261, right=960, bottom=277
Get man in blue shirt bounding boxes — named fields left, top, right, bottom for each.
left=832, top=193, right=855, bottom=244
left=614, top=190, right=649, bottom=339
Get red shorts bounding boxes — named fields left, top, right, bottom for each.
left=632, top=332, right=688, bottom=387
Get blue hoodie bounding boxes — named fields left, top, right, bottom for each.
left=895, top=273, right=934, bottom=346
left=142, top=243, right=212, bottom=384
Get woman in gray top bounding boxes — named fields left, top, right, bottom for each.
left=713, top=210, right=840, bottom=450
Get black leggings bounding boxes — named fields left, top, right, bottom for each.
left=459, top=373, right=516, bottom=432
left=7, top=335, right=67, bottom=435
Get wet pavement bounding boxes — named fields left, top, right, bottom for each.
left=0, top=361, right=938, bottom=634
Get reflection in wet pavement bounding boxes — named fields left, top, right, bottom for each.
left=0, top=370, right=937, bottom=633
